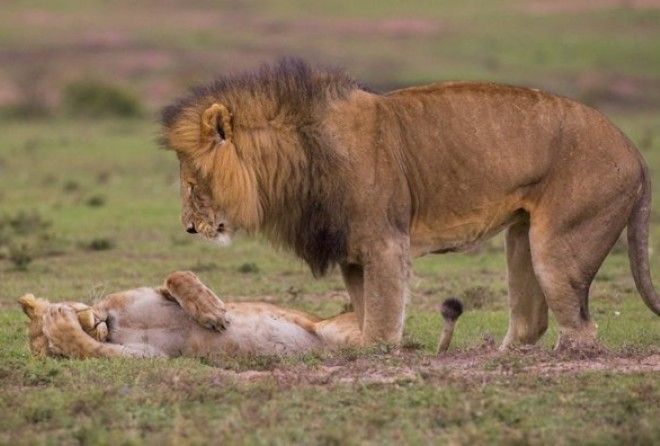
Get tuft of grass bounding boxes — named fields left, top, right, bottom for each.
left=0, top=211, right=66, bottom=270
left=237, top=262, right=260, bottom=274
left=8, top=242, right=33, bottom=270
left=83, top=238, right=115, bottom=251
left=62, top=180, right=81, bottom=193
left=62, top=80, right=143, bottom=118
left=4, top=210, right=52, bottom=235
left=85, top=195, right=106, bottom=208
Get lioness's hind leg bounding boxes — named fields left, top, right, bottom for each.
left=500, top=221, right=548, bottom=350
left=165, top=271, right=228, bottom=331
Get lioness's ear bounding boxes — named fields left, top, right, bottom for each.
left=18, top=294, right=38, bottom=319
left=201, top=103, right=233, bottom=143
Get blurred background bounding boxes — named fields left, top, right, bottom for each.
left=0, top=0, right=659, bottom=338
left=2, top=0, right=660, bottom=115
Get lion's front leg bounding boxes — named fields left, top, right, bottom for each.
left=165, top=271, right=228, bottom=331
left=42, top=305, right=142, bottom=358
left=340, top=263, right=365, bottom=330
left=360, top=237, right=410, bottom=345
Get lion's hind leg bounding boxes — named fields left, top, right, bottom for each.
left=529, top=196, right=634, bottom=352
left=164, top=271, right=228, bottom=331
left=500, top=220, right=548, bottom=350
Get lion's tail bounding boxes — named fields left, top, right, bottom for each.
left=627, top=161, right=660, bottom=315
left=437, top=298, right=464, bottom=354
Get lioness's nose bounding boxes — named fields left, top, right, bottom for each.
left=186, top=223, right=197, bottom=234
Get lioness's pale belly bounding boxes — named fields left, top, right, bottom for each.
left=105, top=290, right=321, bottom=356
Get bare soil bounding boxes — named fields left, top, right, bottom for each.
left=213, top=347, right=660, bottom=387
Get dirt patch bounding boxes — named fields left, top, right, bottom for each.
left=217, top=362, right=420, bottom=386
left=211, top=347, right=660, bottom=387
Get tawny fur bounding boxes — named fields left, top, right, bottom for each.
left=19, top=272, right=365, bottom=359
left=161, top=58, right=659, bottom=351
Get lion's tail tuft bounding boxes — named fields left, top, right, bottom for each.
left=437, top=298, right=464, bottom=354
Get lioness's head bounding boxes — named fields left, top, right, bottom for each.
left=162, top=101, right=262, bottom=245
left=18, top=294, right=108, bottom=357
left=18, top=294, right=51, bottom=357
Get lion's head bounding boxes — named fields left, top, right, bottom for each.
left=165, top=101, right=262, bottom=246
left=161, top=59, right=358, bottom=275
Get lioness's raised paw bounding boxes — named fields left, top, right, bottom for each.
left=165, top=271, right=228, bottom=332
left=42, top=304, right=97, bottom=358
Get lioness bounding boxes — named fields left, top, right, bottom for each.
left=18, top=271, right=464, bottom=359
left=19, top=271, right=358, bottom=358
left=161, top=58, right=658, bottom=351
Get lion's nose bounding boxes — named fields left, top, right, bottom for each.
left=186, top=224, right=197, bottom=234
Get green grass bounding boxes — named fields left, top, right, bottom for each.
left=1, top=0, right=660, bottom=444
left=1, top=361, right=657, bottom=444
left=0, top=117, right=658, bottom=446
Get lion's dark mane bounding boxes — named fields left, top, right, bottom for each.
left=162, top=58, right=363, bottom=276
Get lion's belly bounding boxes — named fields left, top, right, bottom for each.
left=410, top=201, right=524, bottom=257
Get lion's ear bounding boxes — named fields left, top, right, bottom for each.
left=18, top=294, right=40, bottom=320
left=201, top=103, right=233, bottom=143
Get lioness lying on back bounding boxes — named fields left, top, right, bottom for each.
left=19, top=271, right=463, bottom=359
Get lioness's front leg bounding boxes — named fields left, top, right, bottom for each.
left=42, top=305, right=146, bottom=358
left=360, top=237, right=410, bottom=345
left=165, top=271, right=228, bottom=331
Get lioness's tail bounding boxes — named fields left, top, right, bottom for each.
left=437, top=298, right=464, bottom=354
left=627, top=162, right=660, bottom=315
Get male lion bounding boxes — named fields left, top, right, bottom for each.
left=161, top=58, right=658, bottom=351
left=18, top=271, right=463, bottom=358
